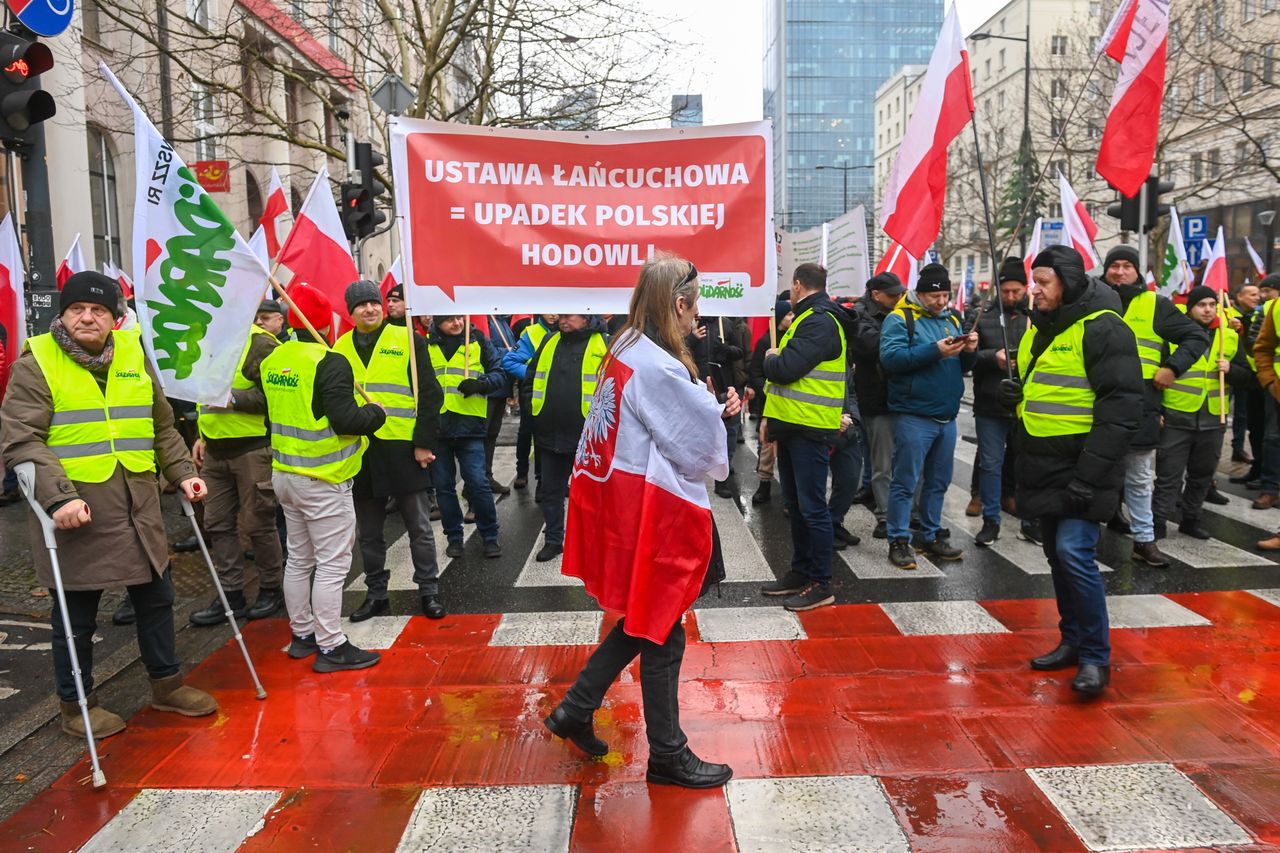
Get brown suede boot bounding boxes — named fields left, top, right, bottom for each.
left=60, top=693, right=126, bottom=739
left=150, top=674, right=217, bottom=717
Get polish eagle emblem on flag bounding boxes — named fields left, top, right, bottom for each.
left=575, top=359, right=630, bottom=479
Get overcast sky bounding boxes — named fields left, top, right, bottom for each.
left=640, top=0, right=1011, bottom=126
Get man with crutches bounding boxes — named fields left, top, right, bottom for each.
left=0, top=272, right=218, bottom=742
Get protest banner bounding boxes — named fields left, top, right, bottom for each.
left=776, top=223, right=823, bottom=292
left=389, top=119, right=773, bottom=317
left=823, top=206, right=871, bottom=300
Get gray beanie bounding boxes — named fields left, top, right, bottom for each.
left=344, top=279, right=382, bottom=313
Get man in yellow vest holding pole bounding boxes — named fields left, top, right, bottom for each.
left=261, top=284, right=387, bottom=673
left=333, top=281, right=446, bottom=621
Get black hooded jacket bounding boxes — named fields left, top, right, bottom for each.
left=1014, top=278, right=1145, bottom=523
left=762, top=291, right=856, bottom=443
left=970, top=294, right=1032, bottom=419
left=847, top=293, right=894, bottom=418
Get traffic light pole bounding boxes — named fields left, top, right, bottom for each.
left=19, top=123, right=55, bottom=289
left=1137, top=180, right=1149, bottom=275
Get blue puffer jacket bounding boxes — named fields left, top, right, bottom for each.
left=878, top=292, right=974, bottom=420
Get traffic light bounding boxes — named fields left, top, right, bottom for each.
left=0, top=29, right=54, bottom=149
left=1107, top=187, right=1142, bottom=233
left=1144, top=176, right=1174, bottom=231
left=340, top=141, right=388, bottom=241
left=1106, top=176, right=1175, bottom=233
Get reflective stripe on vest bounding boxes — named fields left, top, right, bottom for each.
left=260, top=340, right=366, bottom=483
left=427, top=341, right=488, bottom=418
left=26, top=328, right=157, bottom=483
left=530, top=331, right=608, bottom=417
left=334, top=324, right=416, bottom=441
left=197, top=325, right=272, bottom=441
left=1122, top=290, right=1162, bottom=379
left=1162, top=324, right=1238, bottom=416
left=1017, top=309, right=1117, bottom=437
left=763, top=307, right=847, bottom=430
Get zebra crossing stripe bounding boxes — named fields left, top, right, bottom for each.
left=80, top=789, right=283, bottom=853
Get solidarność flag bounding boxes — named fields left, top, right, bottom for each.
left=1095, top=0, right=1170, bottom=197
left=879, top=4, right=974, bottom=258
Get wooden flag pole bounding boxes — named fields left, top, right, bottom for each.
left=769, top=315, right=778, bottom=349
left=268, top=275, right=374, bottom=404
left=406, top=313, right=419, bottom=414
left=1218, top=291, right=1229, bottom=425
left=463, top=318, right=472, bottom=378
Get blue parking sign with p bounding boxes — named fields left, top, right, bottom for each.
left=1183, top=215, right=1208, bottom=266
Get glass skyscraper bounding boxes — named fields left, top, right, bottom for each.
left=764, top=0, right=942, bottom=232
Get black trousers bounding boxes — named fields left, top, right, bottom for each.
left=538, top=449, right=574, bottom=545
left=354, top=490, right=440, bottom=597
left=51, top=568, right=180, bottom=701
left=1154, top=425, right=1225, bottom=522
left=561, top=618, right=688, bottom=755
left=484, top=396, right=506, bottom=479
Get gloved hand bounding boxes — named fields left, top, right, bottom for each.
left=997, top=378, right=1024, bottom=411
left=1063, top=479, right=1094, bottom=517
left=722, top=345, right=744, bottom=360
left=457, top=378, right=485, bottom=396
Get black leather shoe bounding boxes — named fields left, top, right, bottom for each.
left=1030, top=643, right=1079, bottom=671
left=646, top=746, right=733, bottom=788
left=421, top=595, right=446, bottom=620
left=246, top=587, right=283, bottom=620
left=1178, top=519, right=1212, bottom=540
left=513, top=475, right=529, bottom=489
left=112, top=596, right=136, bottom=626
left=445, top=540, right=464, bottom=558
left=1203, top=487, right=1229, bottom=506
left=350, top=597, right=390, bottom=623
left=535, top=542, right=563, bottom=562
left=189, top=592, right=247, bottom=626
left=751, top=480, right=772, bottom=504
left=544, top=706, right=608, bottom=756
left=1071, top=663, right=1110, bottom=696
left=172, top=535, right=200, bottom=553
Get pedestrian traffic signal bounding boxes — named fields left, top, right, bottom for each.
left=0, top=29, right=55, bottom=149
left=340, top=141, right=387, bottom=241
left=1107, top=187, right=1142, bottom=233
left=1145, top=176, right=1174, bottom=231
left=339, top=181, right=371, bottom=242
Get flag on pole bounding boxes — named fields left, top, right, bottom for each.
left=1245, top=236, right=1267, bottom=277
left=260, top=167, right=290, bottom=260
left=0, top=213, right=27, bottom=398
left=1157, top=207, right=1193, bottom=298
left=1024, top=217, right=1044, bottom=287
left=276, top=166, right=359, bottom=337
left=55, top=234, right=87, bottom=290
left=379, top=255, right=403, bottom=302
left=957, top=259, right=972, bottom=313
left=1095, top=0, right=1170, bottom=196
left=101, top=62, right=271, bottom=406
left=879, top=4, right=974, bottom=257
left=1202, top=227, right=1229, bottom=294
left=874, top=240, right=919, bottom=289
left=1059, top=172, right=1102, bottom=271
left=1144, top=269, right=1157, bottom=291
left=248, top=225, right=270, bottom=270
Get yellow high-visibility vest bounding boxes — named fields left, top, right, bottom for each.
left=261, top=340, right=366, bottom=483
left=1017, top=310, right=1117, bottom=437
left=530, top=331, right=608, bottom=417
left=334, top=324, right=415, bottom=442
left=427, top=341, right=487, bottom=418
left=197, top=325, right=272, bottom=441
left=1163, top=324, right=1239, bottom=416
left=1122, top=290, right=1162, bottom=379
left=763, top=307, right=847, bottom=430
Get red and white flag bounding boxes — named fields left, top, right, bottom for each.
left=1095, top=0, right=1170, bottom=196
left=1059, top=172, right=1102, bottom=271
left=1202, top=227, right=1229, bottom=293
left=563, top=332, right=729, bottom=643
left=1245, top=236, right=1267, bottom=278
left=248, top=225, right=270, bottom=270
left=55, top=233, right=87, bottom=291
left=276, top=166, right=359, bottom=335
left=0, top=214, right=26, bottom=397
left=260, top=167, right=290, bottom=261
left=102, top=260, right=134, bottom=301
left=379, top=255, right=403, bottom=302
left=1024, top=217, right=1044, bottom=287
left=879, top=4, right=974, bottom=258
left=874, top=240, right=919, bottom=289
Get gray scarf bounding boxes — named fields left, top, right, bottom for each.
left=50, top=316, right=115, bottom=373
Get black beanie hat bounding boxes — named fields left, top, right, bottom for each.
left=60, top=272, right=121, bottom=319
left=1104, top=245, right=1141, bottom=272
left=774, top=297, right=792, bottom=327
left=344, top=279, right=382, bottom=314
left=385, top=282, right=404, bottom=300
left=915, top=263, right=952, bottom=294
left=998, top=255, right=1027, bottom=284
left=1260, top=273, right=1280, bottom=292
left=1032, top=245, right=1090, bottom=304
left=1183, top=285, right=1217, bottom=310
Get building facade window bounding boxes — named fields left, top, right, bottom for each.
left=1213, top=69, right=1227, bottom=103
left=192, top=83, right=217, bottom=160
left=82, top=0, right=102, bottom=41
left=1245, top=0, right=1257, bottom=20
left=1051, top=35, right=1068, bottom=55
left=1191, top=152, right=1203, bottom=181
left=1243, top=55, right=1255, bottom=92
left=188, top=0, right=209, bottom=29
left=1264, top=46, right=1275, bottom=85
left=87, top=127, right=123, bottom=267
left=328, top=0, right=340, bottom=51
left=1208, top=148, right=1221, bottom=178
left=1051, top=78, right=1067, bottom=100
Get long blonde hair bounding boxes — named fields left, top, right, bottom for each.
left=609, top=254, right=699, bottom=379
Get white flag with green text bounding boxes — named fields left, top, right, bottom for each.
left=100, top=62, right=268, bottom=405
left=1157, top=206, right=1193, bottom=298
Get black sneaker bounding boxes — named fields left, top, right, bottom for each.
left=287, top=633, right=319, bottom=658
left=421, top=595, right=447, bottom=620
left=513, top=475, right=529, bottom=490
left=761, top=569, right=809, bottom=597
left=536, top=542, right=563, bottom=562
left=783, top=583, right=835, bottom=612
left=888, top=539, right=917, bottom=570
left=975, top=519, right=1000, bottom=546
left=112, top=596, right=136, bottom=626
left=1177, top=518, right=1211, bottom=540
left=1203, top=487, right=1229, bottom=506
left=872, top=520, right=887, bottom=539
left=1017, top=520, right=1043, bottom=546
left=751, top=480, right=772, bottom=505
left=920, top=536, right=963, bottom=561
left=312, top=641, right=381, bottom=673
left=852, top=487, right=874, bottom=507
left=1232, top=450, right=1253, bottom=463
left=833, top=525, right=860, bottom=547
left=483, top=540, right=503, bottom=559
left=172, top=535, right=200, bottom=553
left=445, top=540, right=464, bottom=558
left=189, top=592, right=247, bottom=627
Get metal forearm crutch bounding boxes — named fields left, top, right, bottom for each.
left=14, top=462, right=107, bottom=789
left=178, top=495, right=267, bottom=700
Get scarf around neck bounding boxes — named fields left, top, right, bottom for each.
left=50, top=316, right=115, bottom=373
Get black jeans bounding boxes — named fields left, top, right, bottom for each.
left=51, top=568, right=180, bottom=701
left=354, top=489, right=440, bottom=597
left=561, top=618, right=688, bottom=755
left=516, top=394, right=537, bottom=479
left=538, top=449, right=574, bottom=545
left=484, top=396, right=506, bottom=480
left=777, top=435, right=834, bottom=584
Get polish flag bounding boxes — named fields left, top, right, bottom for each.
left=1144, top=269, right=1157, bottom=291
left=102, top=260, right=134, bottom=301
left=379, top=255, right=403, bottom=302
left=1245, top=236, right=1267, bottom=277
left=260, top=167, right=290, bottom=260
left=879, top=4, right=974, bottom=258
left=1059, top=172, right=1102, bottom=271
left=275, top=166, right=359, bottom=336
left=248, top=225, right=270, bottom=270
left=874, top=240, right=919, bottom=289
left=468, top=315, right=492, bottom=337
left=1024, top=217, right=1044, bottom=287
left=55, top=234, right=87, bottom=291
left=0, top=214, right=27, bottom=399
left=1095, top=0, right=1170, bottom=196
left=563, top=332, right=729, bottom=644
left=1202, top=227, right=1229, bottom=294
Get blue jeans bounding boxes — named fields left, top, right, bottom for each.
left=431, top=437, right=499, bottom=543
left=1040, top=516, right=1110, bottom=666
left=975, top=416, right=1012, bottom=523
left=887, top=414, right=956, bottom=542
left=1123, top=449, right=1156, bottom=543
left=776, top=435, right=833, bottom=585
left=828, top=432, right=864, bottom=527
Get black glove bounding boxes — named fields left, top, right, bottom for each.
left=457, top=378, right=485, bottom=396
left=723, top=345, right=744, bottom=360
left=1063, top=479, right=1094, bottom=518
left=997, top=378, right=1024, bottom=411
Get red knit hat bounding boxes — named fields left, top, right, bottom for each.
left=286, top=283, right=333, bottom=340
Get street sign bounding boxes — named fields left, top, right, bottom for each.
left=1040, top=218, right=1065, bottom=247
left=1182, top=214, right=1208, bottom=267
left=193, top=160, right=230, bottom=192
left=371, top=74, right=415, bottom=116
left=5, top=0, right=75, bottom=38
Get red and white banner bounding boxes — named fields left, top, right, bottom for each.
left=1024, top=217, right=1044, bottom=287
left=276, top=166, right=359, bottom=335
left=260, top=167, right=290, bottom=260
left=1202, top=227, right=1228, bottom=293
left=1095, top=0, right=1170, bottom=197
left=874, top=240, right=918, bottom=289
left=0, top=214, right=26, bottom=396
left=1059, top=172, right=1102, bottom=271
left=389, top=118, right=773, bottom=317
left=1245, top=236, right=1267, bottom=278
left=56, top=233, right=87, bottom=290
left=879, top=4, right=973, bottom=258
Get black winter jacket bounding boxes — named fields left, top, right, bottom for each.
left=426, top=325, right=507, bottom=439
left=847, top=294, right=893, bottom=418
left=762, top=292, right=854, bottom=444
left=971, top=296, right=1032, bottom=419
left=1013, top=279, right=1144, bottom=523
left=532, top=324, right=608, bottom=455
